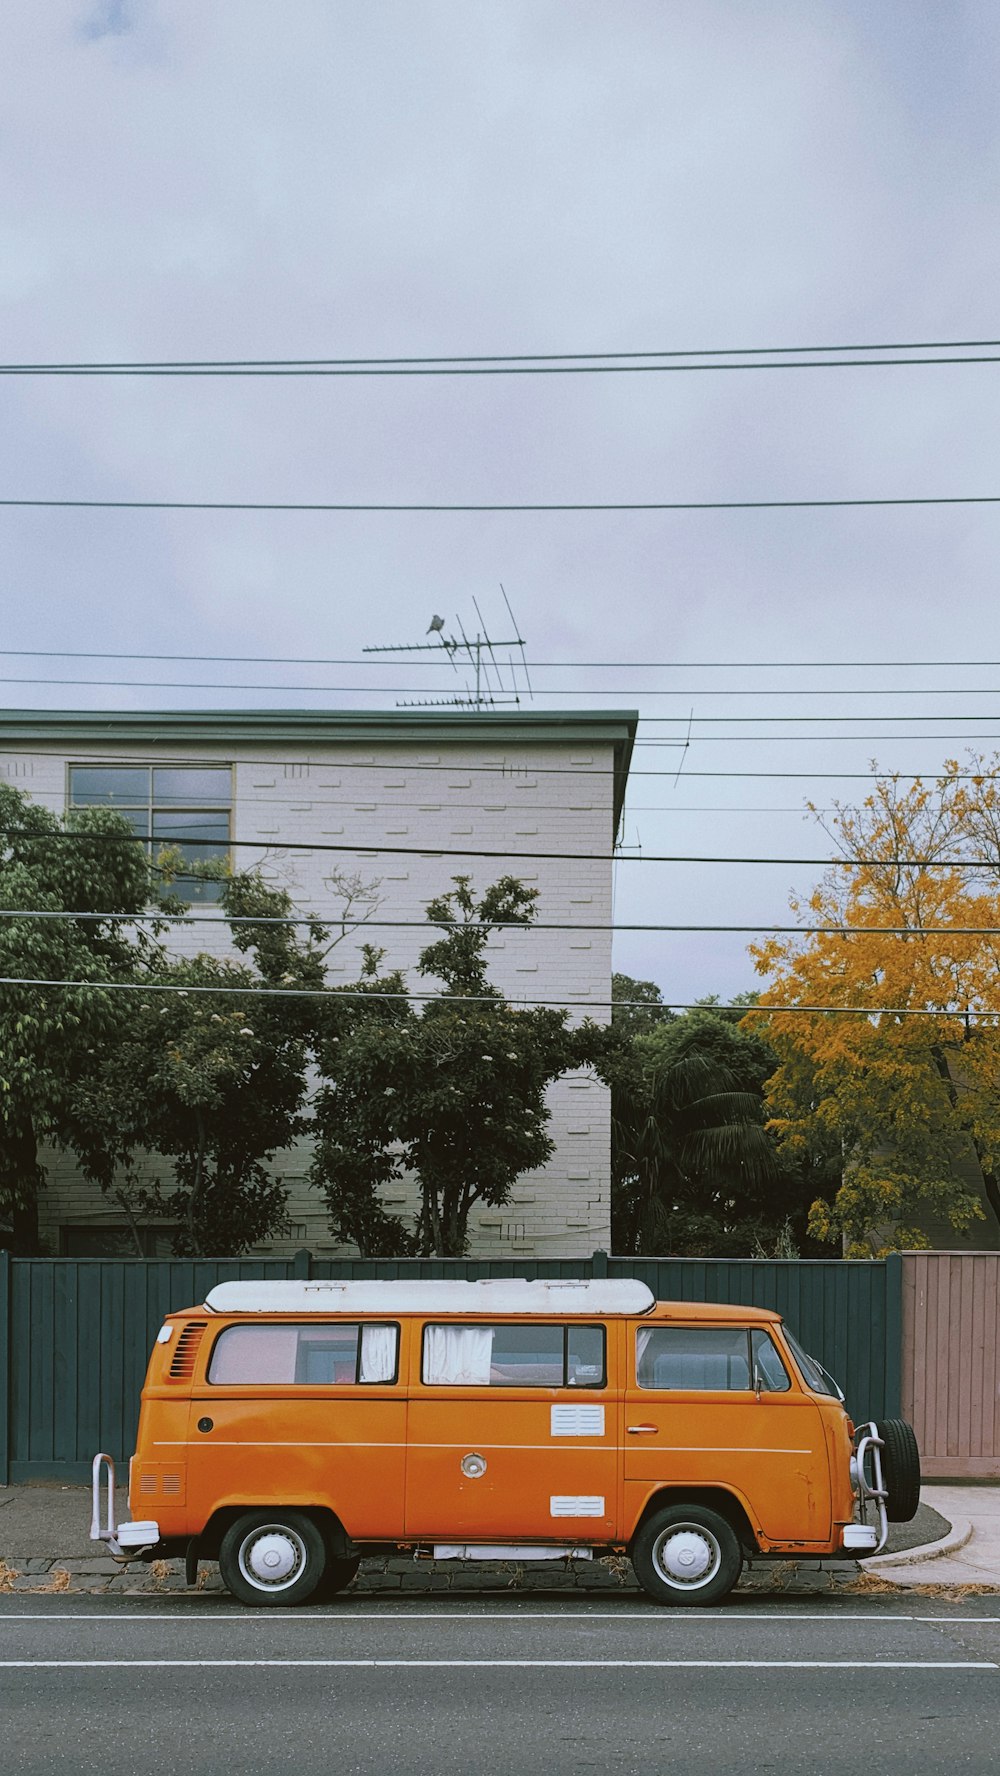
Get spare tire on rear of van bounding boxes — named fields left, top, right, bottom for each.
left=873, top=1418, right=921, bottom=1521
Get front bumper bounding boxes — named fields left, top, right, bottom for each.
left=90, top=1452, right=160, bottom=1562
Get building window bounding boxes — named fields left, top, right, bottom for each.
left=59, top=1224, right=183, bottom=1257
left=68, top=764, right=231, bottom=903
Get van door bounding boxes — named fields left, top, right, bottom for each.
left=404, top=1319, right=620, bottom=1544
left=186, top=1318, right=408, bottom=1540
left=622, top=1322, right=831, bottom=1546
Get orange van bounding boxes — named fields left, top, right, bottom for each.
left=90, top=1278, right=920, bottom=1607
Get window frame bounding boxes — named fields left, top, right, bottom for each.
left=206, top=1319, right=401, bottom=1388
left=420, top=1321, right=607, bottom=1389
left=635, top=1325, right=792, bottom=1394
left=67, top=761, right=233, bottom=904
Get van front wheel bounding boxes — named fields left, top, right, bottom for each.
left=632, top=1504, right=742, bottom=1607
left=219, top=1511, right=326, bottom=1607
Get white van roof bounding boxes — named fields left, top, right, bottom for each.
left=203, top=1278, right=656, bottom=1317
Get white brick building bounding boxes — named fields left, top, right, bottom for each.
left=0, top=708, right=636, bottom=1259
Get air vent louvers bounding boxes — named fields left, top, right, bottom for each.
left=168, top=1321, right=207, bottom=1379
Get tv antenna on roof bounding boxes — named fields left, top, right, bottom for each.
left=364, top=587, right=533, bottom=711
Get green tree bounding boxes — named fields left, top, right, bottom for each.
left=611, top=972, right=675, bottom=1038
left=79, top=871, right=335, bottom=1257
left=610, top=1005, right=821, bottom=1256
left=312, top=876, right=607, bottom=1256
left=0, top=781, right=166, bottom=1253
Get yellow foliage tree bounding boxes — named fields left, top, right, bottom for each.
left=748, top=758, right=1000, bottom=1255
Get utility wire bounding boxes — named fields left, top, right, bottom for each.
left=5, top=338, right=1000, bottom=374
left=2, top=674, right=999, bottom=698
left=0, top=974, right=993, bottom=1017
left=2, top=828, right=997, bottom=866
left=6, top=494, right=1000, bottom=513
left=2, top=908, right=999, bottom=936
left=4, top=649, right=1000, bottom=667
left=3, top=746, right=999, bottom=784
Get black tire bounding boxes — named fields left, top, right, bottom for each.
left=631, top=1503, right=742, bottom=1607
left=310, top=1554, right=362, bottom=1602
left=874, top=1418, right=921, bottom=1522
left=219, top=1510, right=327, bottom=1607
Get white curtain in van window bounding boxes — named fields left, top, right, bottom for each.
left=635, top=1328, right=655, bottom=1385
left=359, top=1323, right=397, bottom=1383
left=423, top=1325, right=493, bottom=1385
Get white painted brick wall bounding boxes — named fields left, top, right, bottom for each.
left=4, top=733, right=615, bottom=1258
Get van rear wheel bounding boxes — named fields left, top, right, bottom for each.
left=219, top=1510, right=326, bottom=1607
left=632, top=1503, right=742, bottom=1607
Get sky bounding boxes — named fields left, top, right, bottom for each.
left=4, top=1, right=1000, bottom=1004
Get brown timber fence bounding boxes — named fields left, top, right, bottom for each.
left=901, top=1251, right=1000, bottom=1478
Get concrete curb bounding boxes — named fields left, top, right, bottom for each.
left=862, top=1517, right=973, bottom=1571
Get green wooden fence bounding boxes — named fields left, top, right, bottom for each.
left=0, top=1250, right=902, bottom=1482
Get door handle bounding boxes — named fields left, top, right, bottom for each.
left=626, top=1424, right=658, bottom=1434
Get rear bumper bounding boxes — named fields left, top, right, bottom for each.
left=90, top=1452, right=161, bottom=1562
left=841, top=1523, right=881, bottom=1553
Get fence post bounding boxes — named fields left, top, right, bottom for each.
left=591, top=1249, right=608, bottom=1279
left=293, top=1248, right=312, bottom=1281
left=0, top=1250, right=10, bottom=1486
left=884, top=1252, right=903, bottom=1419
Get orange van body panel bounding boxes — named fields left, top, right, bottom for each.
left=128, top=1302, right=852, bottom=1556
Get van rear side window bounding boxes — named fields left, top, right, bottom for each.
left=422, top=1323, right=605, bottom=1387
left=636, top=1327, right=790, bottom=1392
left=207, top=1322, right=399, bottom=1386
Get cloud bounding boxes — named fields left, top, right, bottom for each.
left=3, top=1, right=1000, bottom=1000
left=78, top=1, right=138, bottom=42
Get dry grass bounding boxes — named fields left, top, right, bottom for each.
left=843, top=1571, right=902, bottom=1594
left=908, top=1581, right=1000, bottom=1597
left=45, top=1567, right=71, bottom=1593
left=149, top=1559, right=172, bottom=1583
left=0, top=1560, right=18, bottom=1593
left=845, top=1570, right=999, bottom=1597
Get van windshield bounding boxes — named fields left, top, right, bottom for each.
left=783, top=1329, right=844, bottom=1400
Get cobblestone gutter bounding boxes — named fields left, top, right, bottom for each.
left=0, top=1553, right=861, bottom=1598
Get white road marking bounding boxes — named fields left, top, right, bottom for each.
left=0, top=1658, right=996, bottom=1670
left=1, top=1611, right=999, bottom=1624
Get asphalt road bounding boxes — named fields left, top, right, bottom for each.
left=2, top=1595, right=999, bottom=1775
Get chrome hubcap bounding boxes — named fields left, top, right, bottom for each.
left=653, top=1524, right=721, bottom=1588
left=239, top=1526, right=306, bottom=1590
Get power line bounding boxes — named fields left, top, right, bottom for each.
left=4, top=338, right=1000, bottom=375
left=4, top=649, right=1000, bottom=667
left=4, top=743, right=999, bottom=784
left=3, top=908, right=999, bottom=936
left=0, top=974, right=994, bottom=1016
left=5, top=494, right=1000, bottom=513
left=633, top=734, right=1000, bottom=745
left=2, top=674, right=999, bottom=698
left=2, top=827, right=996, bottom=866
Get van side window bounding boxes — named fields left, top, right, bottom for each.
left=207, top=1322, right=399, bottom=1386
left=636, top=1327, right=791, bottom=1392
left=422, top=1323, right=606, bottom=1387
left=751, top=1329, right=791, bottom=1392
